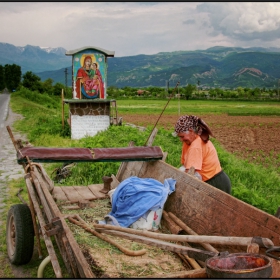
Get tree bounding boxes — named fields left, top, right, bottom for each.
left=22, top=71, right=42, bottom=92
left=4, top=64, right=21, bottom=91
left=184, top=84, right=196, bottom=99
left=0, top=65, right=4, bottom=91
left=251, top=87, right=261, bottom=97
left=53, top=82, right=66, bottom=96
left=237, top=87, right=244, bottom=97
left=41, top=78, right=54, bottom=95
left=215, top=88, right=224, bottom=97
left=209, top=88, right=217, bottom=98
left=107, top=86, right=119, bottom=98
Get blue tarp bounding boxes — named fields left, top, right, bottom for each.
left=106, top=176, right=176, bottom=227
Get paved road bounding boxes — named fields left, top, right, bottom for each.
left=0, top=90, right=10, bottom=132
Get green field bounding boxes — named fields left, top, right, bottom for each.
left=115, top=99, right=280, bottom=116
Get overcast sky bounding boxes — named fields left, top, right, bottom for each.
left=1, top=2, right=280, bottom=57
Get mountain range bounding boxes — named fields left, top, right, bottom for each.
left=1, top=42, right=280, bottom=89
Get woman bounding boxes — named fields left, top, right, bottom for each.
left=75, top=56, right=92, bottom=99
left=173, top=114, right=231, bottom=194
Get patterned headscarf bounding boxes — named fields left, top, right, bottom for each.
left=174, top=115, right=214, bottom=143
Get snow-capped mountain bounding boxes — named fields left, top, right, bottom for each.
left=0, top=42, right=70, bottom=73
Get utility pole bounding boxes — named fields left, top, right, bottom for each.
left=64, top=68, right=68, bottom=90
left=197, top=80, right=200, bottom=96
left=278, top=78, right=280, bottom=100
left=166, top=80, right=169, bottom=93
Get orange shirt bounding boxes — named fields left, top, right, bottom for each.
left=181, top=136, right=222, bottom=181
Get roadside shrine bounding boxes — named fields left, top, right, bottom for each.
left=63, top=46, right=121, bottom=140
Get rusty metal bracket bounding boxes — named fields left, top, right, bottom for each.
left=100, top=176, right=113, bottom=194
left=44, top=217, right=64, bottom=237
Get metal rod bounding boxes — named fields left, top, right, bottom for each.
left=144, top=81, right=180, bottom=146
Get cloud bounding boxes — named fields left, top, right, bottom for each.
left=0, top=2, right=279, bottom=57
left=196, top=2, right=280, bottom=41
left=183, top=19, right=196, bottom=25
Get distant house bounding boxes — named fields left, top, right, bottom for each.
left=136, top=89, right=150, bottom=96
left=137, top=90, right=145, bottom=96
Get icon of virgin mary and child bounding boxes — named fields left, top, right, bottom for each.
left=75, top=55, right=104, bottom=99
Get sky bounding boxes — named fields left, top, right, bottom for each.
left=1, top=2, right=280, bottom=57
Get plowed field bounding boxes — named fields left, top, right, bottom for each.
left=121, top=113, right=280, bottom=170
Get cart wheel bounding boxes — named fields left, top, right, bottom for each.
left=6, top=204, right=35, bottom=265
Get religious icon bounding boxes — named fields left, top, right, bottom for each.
left=74, top=53, right=105, bottom=99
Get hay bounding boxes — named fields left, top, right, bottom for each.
left=59, top=199, right=187, bottom=278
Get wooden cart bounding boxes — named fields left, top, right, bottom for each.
left=5, top=126, right=280, bottom=278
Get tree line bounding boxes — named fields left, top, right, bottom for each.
left=0, top=64, right=21, bottom=92
left=107, top=84, right=280, bottom=100
left=1, top=63, right=279, bottom=101
left=0, top=64, right=71, bottom=98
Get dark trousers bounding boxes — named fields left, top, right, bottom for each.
left=205, top=170, right=231, bottom=194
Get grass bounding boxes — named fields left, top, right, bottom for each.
left=2, top=90, right=280, bottom=277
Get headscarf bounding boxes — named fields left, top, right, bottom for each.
left=174, top=115, right=214, bottom=143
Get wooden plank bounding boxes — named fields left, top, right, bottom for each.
left=117, top=160, right=280, bottom=277
left=116, top=141, right=135, bottom=181
left=127, top=160, right=280, bottom=247
left=145, top=127, right=158, bottom=147
left=111, top=174, right=120, bottom=189
left=25, top=176, right=63, bottom=278
left=73, top=186, right=96, bottom=200
left=52, top=187, right=68, bottom=201
left=162, top=151, right=168, bottom=162
left=88, top=184, right=107, bottom=199
left=36, top=173, right=96, bottom=278
left=117, top=160, right=146, bottom=180
left=60, top=186, right=85, bottom=203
